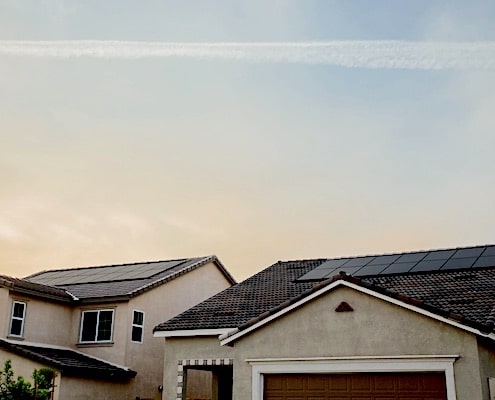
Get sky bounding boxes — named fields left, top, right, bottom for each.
left=1, top=1, right=495, bottom=281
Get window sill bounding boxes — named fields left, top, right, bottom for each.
left=6, top=335, right=24, bottom=341
left=76, top=342, right=114, bottom=348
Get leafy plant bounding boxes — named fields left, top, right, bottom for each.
left=0, top=360, right=55, bottom=400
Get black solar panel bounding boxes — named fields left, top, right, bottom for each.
left=28, top=260, right=185, bottom=285
left=296, top=245, right=495, bottom=282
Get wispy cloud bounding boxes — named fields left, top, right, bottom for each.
left=1, top=40, right=495, bottom=69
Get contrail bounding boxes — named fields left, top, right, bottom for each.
left=1, top=40, right=495, bottom=69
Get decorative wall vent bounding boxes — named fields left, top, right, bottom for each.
left=335, top=301, right=354, bottom=312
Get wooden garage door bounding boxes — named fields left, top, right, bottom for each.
left=264, top=373, right=447, bottom=400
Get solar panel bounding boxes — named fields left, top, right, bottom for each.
left=395, top=252, right=427, bottom=263
left=353, top=264, right=389, bottom=276
left=473, top=255, right=495, bottom=268
left=296, top=246, right=494, bottom=282
left=368, top=255, right=400, bottom=265
left=341, top=257, right=374, bottom=268
left=422, top=250, right=455, bottom=261
left=380, top=262, right=417, bottom=274
left=440, top=257, right=477, bottom=270
left=28, top=260, right=185, bottom=285
left=451, top=247, right=484, bottom=259
left=482, top=246, right=495, bottom=256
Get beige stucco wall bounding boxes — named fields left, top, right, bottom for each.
left=163, top=337, right=234, bottom=400
left=163, top=286, right=489, bottom=400
left=477, top=338, right=495, bottom=399
left=0, top=349, right=62, bottom=400
left=57, top=376, right=133, bottom=400
left=0, top=287, right=10, bottom=337
left=4, top=293, right=73, bottom=346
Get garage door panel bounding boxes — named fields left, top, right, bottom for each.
left=328, top=375, right=348, bottom=390
left=264, top=373, right=446, bottom=400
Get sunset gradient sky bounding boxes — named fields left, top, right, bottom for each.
left=1, top=1, right=495, bottom=281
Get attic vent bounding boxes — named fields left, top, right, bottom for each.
left=335, top=302, right=354, bottom=312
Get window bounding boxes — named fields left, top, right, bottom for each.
left=9, top=301, right=26, bottom=337
left=131, top=310, right=144, bottom=343
left=79, top=309, right=114, bottom=343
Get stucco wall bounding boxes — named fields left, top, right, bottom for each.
left=163, top=286, right=488, bottom=400
left=0, top=349, right=62, bottom=400
left=163, top=337, right=234, bottom=400
left=0, top=288, right=10, bottom=337
left=477, top=338, right=495, bottom=399
left=57, top=376, right=133, bottom=400
left=5, top=293, right=73, bottom=346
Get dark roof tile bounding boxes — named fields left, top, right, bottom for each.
left=0, top=339, right=136, bottom=381
left=154, top=246, right=495, bottom=336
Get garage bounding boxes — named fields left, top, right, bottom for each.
left=264, top=372, right=447, bottom=400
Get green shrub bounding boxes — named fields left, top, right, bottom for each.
left=0, top=360, right=55, bottom=400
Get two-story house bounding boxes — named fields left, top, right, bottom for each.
left=0, top=255, right=235, bottom=400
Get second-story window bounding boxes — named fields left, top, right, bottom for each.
left=9, top=301, right=26, bottom=337
left=131, top=310, right=144, bottom=343
left=80, top=309, right=114, bottom=343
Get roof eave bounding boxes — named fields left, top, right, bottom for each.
left=153, top=328, right=235, bottom=338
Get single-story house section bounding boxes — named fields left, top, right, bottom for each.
left=1, top=255, right=235, bottom=400
left=154, top=245, right=495, bottom=400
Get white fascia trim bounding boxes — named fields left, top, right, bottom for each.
left=249, top=355, right=458, bottom=400
left=220, top=279, right=495, bottom=346
left=153, top=328, right=234, bottom=338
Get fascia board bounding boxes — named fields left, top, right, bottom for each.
left=153, top=328, right=235, bottom=338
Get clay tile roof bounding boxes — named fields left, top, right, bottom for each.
left=153, top=245, right=495, bottom=337
left=0, top=339, right=136, bottom=381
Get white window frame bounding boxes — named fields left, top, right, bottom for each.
left=131, top=310, right=145, bottom=344
left=79, top=309, right=115, bottom=343
left=9, top=301, right=26, bottom=337
left=248, top=355, right=458, bottom=400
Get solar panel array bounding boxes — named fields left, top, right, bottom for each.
left=297, top=245, right=495, bottom=281
left=27, top=260, right=185, bottom=286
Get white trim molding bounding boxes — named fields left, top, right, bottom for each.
left=153, top=328, right=234, bottom=338
left=220, top=279, right=495, bottom=345
left=248, top=355, right=458, bottom=400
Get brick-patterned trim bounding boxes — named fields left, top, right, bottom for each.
left=176, top=358, right=233, bottom=400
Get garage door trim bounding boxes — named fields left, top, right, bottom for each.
left=248, top=355, right=457, bottom=400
